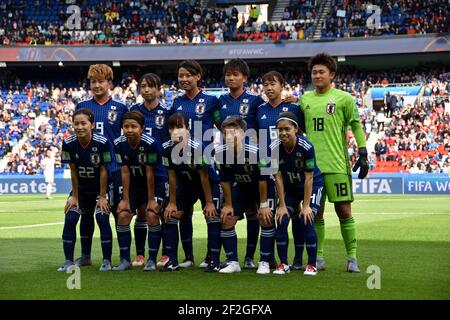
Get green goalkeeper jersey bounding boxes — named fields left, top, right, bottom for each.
left=300, top=87, right=366, bottom=175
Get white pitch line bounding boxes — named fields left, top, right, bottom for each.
left=0, top=222, right=64, bottom=230
left=1, top=210, right=448, bottom=231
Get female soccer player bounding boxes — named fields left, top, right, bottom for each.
left=161, top=113, right=221, bottom=272
left=58, top=108, right=113, bottom=272
left=130, top=73, right=171, bottom=268
left=172, top=60, right=221, bottom=268
left=271, top=112, right=324, bottom=276
left=218, top=59, right=265, bottom=269
left=300, top=53, right=368, bottom=272
left=256, top=71, right=305, bottom=272
left=113, top=111, right=162, bottom=271
left=75, top=64, right=128, bottom=267
left=215, top=116, right=272, bottom=274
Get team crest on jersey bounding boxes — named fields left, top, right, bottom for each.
left=326, top=103, right=336, bottom=115
left=92, top=147, right=98, bottom=152
left=295, top=158, right=304, bottom=170
left=155, top=110, right=165, bottom=127
left=108, top=106, right=117, bottom=123
left=326, top=97, right=336, bottom=115
left=138, top=152, right=146, bottom=165
left=240, top=100, right=249, bottom=115
left=282, top=107, right=289, bottom=112
left=196, top=99, right=205, bottom=115
left=91, top=152, right=100, bottom=165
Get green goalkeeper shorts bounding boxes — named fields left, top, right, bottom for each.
left=323, top=173, right=354, bottom=203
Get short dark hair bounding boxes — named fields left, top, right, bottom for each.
left=73, top=108, right=94, bottom=124
left=308, top=53, right=337, bottom=74
left=167, top=112, right=189, bottom=130
left=223, top=59, right=250, bottom=78
left=262, top=71, right=284, bottom=85
left=122, top=111, right=145, bottom=128
left=139, top=73, right=161, bottom=89
left=221, top=115, right=247, bottom=132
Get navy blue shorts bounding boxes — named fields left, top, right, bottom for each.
left=284, top=184, right=324, bottom=217
left=176, top=179, right=221, bottom=215
left=130, top=177, right=168, bottom=214
left=68, top=191, right=98, bottom=215
left=231, top=181, right=276, bottom=219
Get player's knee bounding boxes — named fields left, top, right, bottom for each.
left=146, top=212, right=160, bottom=225
left=258, top=216, right=273, bottom=228
left=277, top=215, right=290, bottom=229
left=335, top=202, right=352, bottom=219
left=65, top=210, right=80, bottom=227
left=222, top=215, right=238, bottom=229
left=95, top=212, right=110, bottom=225
left=117, top=212, right=132, bottom=226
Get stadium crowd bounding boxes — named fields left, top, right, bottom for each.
left=323, top=0, right=448, bottom=38
left=1, top=0, right=446, bottom=46
left=1, top=66, right=449, bottom=175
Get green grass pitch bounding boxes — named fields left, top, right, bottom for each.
left=0, top=194, right=449, bottom=300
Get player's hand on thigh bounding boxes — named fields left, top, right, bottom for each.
left=276, top=205, right=289, bottom=225
left=96, top=196, right=110, bottom=215
left=258, top=207, right=273, bottom=227
left=203, top=201, right=217, bottom=219
left=220, top=204, right=234, bottom=224
left=64, top=196, right=79, bottom=214
left=163, top=202, right=178, bottom=220
left=300, top=205, right=314, bottom=225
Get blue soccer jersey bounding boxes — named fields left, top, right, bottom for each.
left=270, top=135, right=323, bottom=190
left=218, top=90, right=264, bottom=130
left=61, top=133, right=112, bottom=194
left=256, top=101, right=304, bottom=151
left=214, top=143, right=269, bottom=184
left=171, top=90, right=220, bottom=140
left=114, top=134, right=161, bottom=190
left=130, top=101, right=172, bottom=147
left=76, top=97, right=128, bottom=173
left=161, top=138, right=219, bottom=185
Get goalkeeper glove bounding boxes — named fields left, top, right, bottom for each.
left=352, top=147, right=369, bottom=179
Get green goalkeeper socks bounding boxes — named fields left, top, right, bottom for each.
left=339, top=217, right=357, bottom=260
left=314, top=218, right=325, bottom=257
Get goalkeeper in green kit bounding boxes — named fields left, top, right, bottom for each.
left=299, top=53, right=368, bottom=272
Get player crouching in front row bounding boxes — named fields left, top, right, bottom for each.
left=271, top=112, right=324, bottom=276
left=215, top=116, right=274, bottom=274
left=58, top=108, right=113, bottom=272
left=162, top=113, right=222, bottom=272
left=113, top=111, right=163, bottom=271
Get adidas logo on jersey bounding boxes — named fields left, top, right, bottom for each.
left=177, top=106, right=183, bottom=110
left=261, top=114, right=267, bottom=119
left=222, top=104, right=227, bottom=109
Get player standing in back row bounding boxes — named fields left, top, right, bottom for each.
left=299, top=53, right=369, bottom=272
left=218, top=59, right=265, bottom=269
left=75, top=64, right=128, bottom=267
left=171, top=60, right=221, bottom=269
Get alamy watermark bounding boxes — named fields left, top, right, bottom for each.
left=66, top=265, right=81, bottom=290
left=168, top=121, right=279, bottom=176
left=366, top=265, right=381, bottom=290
